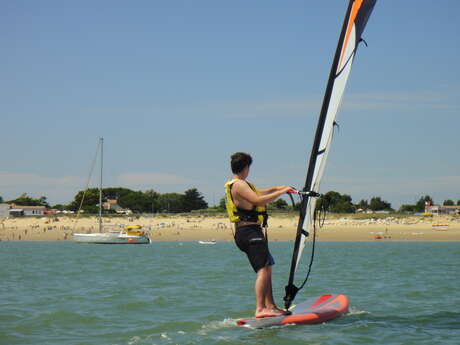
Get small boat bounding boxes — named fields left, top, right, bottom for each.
left=198, top=240, right=217, bottom=245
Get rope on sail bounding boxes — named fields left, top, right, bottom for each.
left=286, top=192, right=330, bottom=295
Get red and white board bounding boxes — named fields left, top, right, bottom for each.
left=236, top=294, right=349, bottom=328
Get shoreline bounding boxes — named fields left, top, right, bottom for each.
left=1, top=214, right=459, bottom=242
left=2, top=239, right=460, bottom=243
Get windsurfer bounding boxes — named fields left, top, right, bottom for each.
left=225, top=152, right=291, bottom=318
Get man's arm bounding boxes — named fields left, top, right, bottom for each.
left=258, top=186, right=288, bottom=195
left=234, top=181, right=291, bottom=207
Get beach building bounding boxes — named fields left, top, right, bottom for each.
left=9, top=204, right=47, bottom=216
left=9, top=208, right=24, bottom=217
left=102, top=199, right=131, bottom=214
left=0, top=203, right=9, bottom=218
left=425, top=204, right=460, bottom=215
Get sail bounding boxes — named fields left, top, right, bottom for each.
left=284, top=0, right=377, bottom=309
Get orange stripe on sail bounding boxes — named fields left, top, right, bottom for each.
left=338, top=0, right=363, bottom=70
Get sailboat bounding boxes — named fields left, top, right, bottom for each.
left=72, top=138, right=150, bottom=244
left=237, top=0, right=377, bottom=328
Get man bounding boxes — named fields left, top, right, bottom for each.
left=225, top=152, right=291, bottom=318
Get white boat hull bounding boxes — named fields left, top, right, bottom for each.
left=198, top=240, right=216, bottom=245
left=72, top=232, right=150, bottom=244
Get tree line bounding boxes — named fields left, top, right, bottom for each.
left=1, top=188, right=208, bottom=214
left=217, top=192, right=459, bottom=214
left=319, top=193, right=460, bottom=213
left=1, top=191, right=459, bottom=215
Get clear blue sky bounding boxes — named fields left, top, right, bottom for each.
left=1, top=0, right=459, bottom=208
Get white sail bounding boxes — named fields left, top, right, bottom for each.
left=284, top=0, right=377, bottom=309
left=295, top=25, right=358, bottom=272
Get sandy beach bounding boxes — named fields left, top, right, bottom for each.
left=1, top=213, right=459, bottom=242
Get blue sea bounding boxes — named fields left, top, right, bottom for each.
left=1, top=241, right=459, bottom=345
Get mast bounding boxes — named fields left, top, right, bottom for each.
left=284, top=0, right=377, bottom=309
left=99, top=137, right=103, bottom=233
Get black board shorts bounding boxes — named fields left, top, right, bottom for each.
left=234, top=224, right=275, bottom=273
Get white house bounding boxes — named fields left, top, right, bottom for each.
left=9, top=204, right=47, bottom=216
left=425, top=204, right=460, bottom=215
left=102, top=199, right=131, bottom=214
left=0, top=203, right=9, bottom=218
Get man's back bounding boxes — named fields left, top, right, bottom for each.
left=231, top=179, right=255, bottom=211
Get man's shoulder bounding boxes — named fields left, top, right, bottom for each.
left=234, top=180, right=257, bottom=195
left=228, top=179, right=247, bottom=190
left=232, top=179, right=250, bottom=186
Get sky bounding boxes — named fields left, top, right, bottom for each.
left=1, top=0, right=459, bottom=208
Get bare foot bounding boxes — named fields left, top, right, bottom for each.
left=255, top=308, right=286, bottom=318
left=267, top=305, right=289, bottom=315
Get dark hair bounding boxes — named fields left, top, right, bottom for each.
left=231, top=152, right=252, bottom=174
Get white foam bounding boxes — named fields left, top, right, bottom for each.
left=347, top=307, right=369, bottom=316
left=198, top=318, right=236, bottom=334
left=204, top=318, right=235, bottom=329
left=128, top=336, right=141, bottom=345
left=160, top=332, right=170, bottom=340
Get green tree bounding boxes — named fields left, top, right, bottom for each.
left=183, top=188, right=208, bottom=211
left=144, top=189, right=160, bottom=213
left=67, top=188, right=100, bottom=212
left=317, top=191, right=355, bottom=213
left=457, top=200, right=460, bottom=206
left=38, top=196, right=49, bottom=207
left=68, top=187, right=160, bottom=214
left=0, top=196, right=3, bottom=203
left=101, top=188, right=160, bottom=213
left=8, top=193, right=50, bottom=207
left=443, top=199, right=454, bottom=206
left=118, top=190, right=154, bottom=213
left=415, top=195, right=433, bottom=212
left=399, top=204, right=417, bottom=213
left=271, top=198, right=288, bottom=210
left=157, top=193, right=186, bottom=213
left=218, top=197, right=226, bottom=211
left=144, top=189, right=160, bottom=200
left=369, top=196, right=392, bottom=212
left=103, top=187, right=134, bottom=200
left=52, top=204, right=67, bottom=211
left=356, top=199, right=369, bottom=211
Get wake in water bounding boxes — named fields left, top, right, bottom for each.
left=347, top=306, right=370, bottom=316
left=199, top=318, right=235, bottom=333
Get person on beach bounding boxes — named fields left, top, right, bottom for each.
left=225, top=152, right=291, bottom=318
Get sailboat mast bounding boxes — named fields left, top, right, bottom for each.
left=99, top=137, right=103, bottom=233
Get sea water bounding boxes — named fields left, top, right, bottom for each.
left=0, top=241, right=459, bottom=345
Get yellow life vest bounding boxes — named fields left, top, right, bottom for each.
left=224, top=179, right=268, bottom=226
